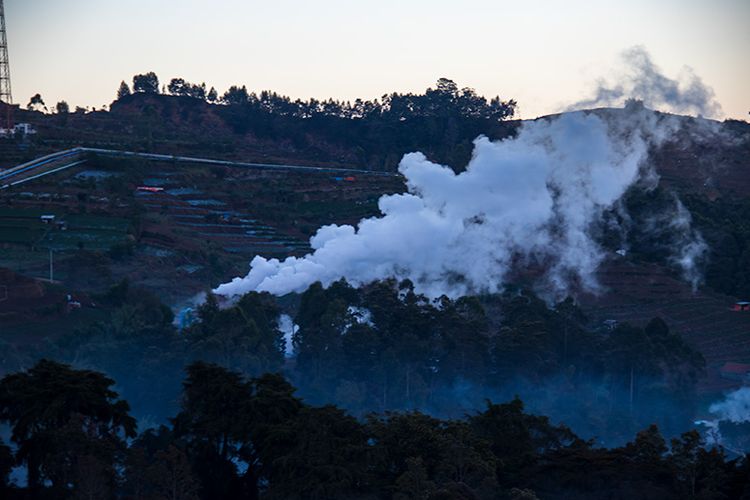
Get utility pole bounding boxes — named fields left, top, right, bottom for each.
left=49, top=248, right=53, bottom=282
left=0, top=0, right=13, bottom=130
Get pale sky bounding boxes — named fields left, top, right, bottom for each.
left=5, top=0, right=749, bottom=119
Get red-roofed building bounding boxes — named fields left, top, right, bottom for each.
left=719, top=362, right=750, bottom=382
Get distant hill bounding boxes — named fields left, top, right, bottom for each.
left=3, top=90, right=519, bottom=171
left=7, top=95, right=749, bottom=197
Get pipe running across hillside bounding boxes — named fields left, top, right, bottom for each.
left=0, top=147, right=399, bottom=189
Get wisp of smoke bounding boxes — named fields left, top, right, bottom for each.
left=216, top=110, right=698, bottom=300
left=669, top=198, right=708, bottom=290
left=277, top=314, right=297, bottom=358
left=571, top=46, right=723, bottom=118
left=635, top=193, right=709, bottom=291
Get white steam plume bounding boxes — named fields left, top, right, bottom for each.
left=692, top=388, right=750, bottom=454
left=277, top=314, right=298, bottom=358
left=709, top=387, right=750, bottom=424
left=216, top=110, right=681, bottom=300
left=571, top=46, right=723, bottom=118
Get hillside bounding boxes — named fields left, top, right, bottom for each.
left=1, top=98, right=750, bottom=396
left=1, top=89, right=519, bottom=172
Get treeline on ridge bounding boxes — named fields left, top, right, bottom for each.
left=19, top=72, right=519, bottom=171
left=117, top=72, right=517, bottom=123
left=106, top=74, right=520, bottom=171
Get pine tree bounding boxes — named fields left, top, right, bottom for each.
left=117, top=81, right=131, bottom=99
left=207, top=86, right=218, bottom=103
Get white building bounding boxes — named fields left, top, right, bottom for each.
left=0, top=123, right=37, bottom=138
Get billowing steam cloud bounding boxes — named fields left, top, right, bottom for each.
left=571, top=46, right=723, bottom=118
left=216, top=109, right=699, bottom=300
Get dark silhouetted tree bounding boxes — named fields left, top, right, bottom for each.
left=168, top=78, right=187, bottom=96
left=133, top=72, right=160, bottom=94
left=185, top=292, right=284, bottom=375
left=469, top=398, right=579, bottom=481
left=54, top=100, right=70, bottom=126
left=27, top=93, right=46, bottom=112
left=261, top=405, right=371, bottom=499
left=207, top=86, right=218, bottom=103
left=149, top=445, right=200, bottom=500
left=117, top=80, right=132, bottom=99
left=0, top=360, right=136, bottom=494
left=222, top=85, right=250, bottom=105
left=55, top=100, right=69, bottom=114
left=0, top=438, right=11, bottom=493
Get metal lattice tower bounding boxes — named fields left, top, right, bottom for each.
left=0, top=0, right=10, bottom=105
left=0, top=0, right=12, bottom=130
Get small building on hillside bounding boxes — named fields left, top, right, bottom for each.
left=719, top=362, right=750, bottom=382
left=15, top=123, right=37, bottom=135
left=0, top=123, right=37, bottom=138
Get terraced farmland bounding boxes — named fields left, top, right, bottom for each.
left=582, top=258, right=750, bottom=392
left=0, top=207, right=133, bottom=260
left=135, top=185, right=311, bottom=257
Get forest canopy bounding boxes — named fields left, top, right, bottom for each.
left=1, top=359, right=748, bottom=500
